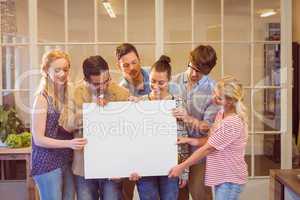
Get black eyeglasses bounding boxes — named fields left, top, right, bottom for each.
left=188, top=63, right=202, bottom=73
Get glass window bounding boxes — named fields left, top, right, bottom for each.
left=194, top=0, right=221, bottom=42
left=1, top=91, right=31, bottom=128
left=128, top=0, right=155, bottom=42
left=224, top=44, right=251, bottom=86
left=98, top=44, right=120, bottom=81
left=254, top=134, right=281, bottom=176
left=1, top=0, right=29, bottom=43
left=224, top=0, right=251, bottom=41
left=254, top=0, right=280, bottom=41
left=254, top=88, right=281, bottom=132
left=254, top=44, right=280, bottom=86
left=67, top=45, right=96, bottom=82
left=98, top=0, right=124, bottom=42
left=134, top=44, right=155, bottom=68
left=1, top=46, right=30, bottom=89
left=164, top=44, right=192, bottom=75
left=38, top=0, right=65, bottom=43
left=164, top=0, right=191, bottom=42
left=68, top=0, right=94, bottom=42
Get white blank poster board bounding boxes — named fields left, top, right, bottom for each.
left=83, top=100, right=178, bottom=179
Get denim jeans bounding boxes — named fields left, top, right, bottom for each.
left=75, top=175, right=122, bottom=200
left=214, top=182, right=244, bottom=200
left=137, top=176, right=179, bottom=200
left=33, top=164, right=75, bottom=200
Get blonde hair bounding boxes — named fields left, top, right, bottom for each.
left=36, top=50, right=75, bottom=131
left=216, top=76, right=248, bottom=126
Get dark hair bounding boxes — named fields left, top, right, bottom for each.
left=82, top=55, right=109, bottom=81
left=116, top=43, right=140, bottom=60
left=190, top=45, right=217, bottom=75
left=151, top=55, right=172, bottom=81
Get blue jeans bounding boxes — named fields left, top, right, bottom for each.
left=215, top=182, right=244, bottom=200
left=75, top=175, right=122, bottom=200
left=33, top=164, right=75, bottom=200
left=137, top=176, right=179, bottom=200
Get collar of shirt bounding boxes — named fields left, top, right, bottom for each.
left=121, top=68, right=151, bottom=96
left=182, top=71, right=210, bottom=90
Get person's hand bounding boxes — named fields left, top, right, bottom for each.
left=177, top=137, right=200, bottom=146
left=179, top=179, right=187, bottom=188
left=177, top=136, right=192, bottom=145
left=178, top=136, right=208, bottom=147
left=129, top=172, right=141, bottom=181
left=68, top=138, right=87, bottom=150
left=128, top=96, right=141, bottom=103
left=197, top=121, right=210, bottom=132
left=189, top=120, right=210, bottom=132
left=172, top=108, right=191, bottom=122
left=168, top=164, right=185, bottom=178
left=97, top=97, right=109, bottom=107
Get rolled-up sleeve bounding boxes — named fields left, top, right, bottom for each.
left=203, top=98, right=220, bottom=125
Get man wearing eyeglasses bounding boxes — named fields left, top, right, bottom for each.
left=71, top=55, right=130, bottom=200
left=171, top=45, right=220, bottom=200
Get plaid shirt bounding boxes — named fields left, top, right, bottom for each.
left=170, top=72, right=220, bottom=155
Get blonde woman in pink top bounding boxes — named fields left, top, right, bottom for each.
left=169, top=76, right=248, bottom=200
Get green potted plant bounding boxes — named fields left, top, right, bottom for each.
left=0, top=105, right=27, bottom=147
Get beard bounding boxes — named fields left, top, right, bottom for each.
left=129, top=69, right=140, bottom=80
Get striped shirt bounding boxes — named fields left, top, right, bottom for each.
left=205, top=110, right=248, bottom=186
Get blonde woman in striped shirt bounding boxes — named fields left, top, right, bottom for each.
left=169, top=76, right=248, bottom=200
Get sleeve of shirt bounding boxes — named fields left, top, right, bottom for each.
left=203, top=98, right=220, bottom=125
left=208, top=120, right=239, bottom=151
left=115, top=86, right=130, bottom=101
left=119, top=79, right=129, bottom=89
left=178, top=138, right=190, bottom=181
left=176, top=98, right=190, bottom=181
left=169, top=74, right=183, bottom=97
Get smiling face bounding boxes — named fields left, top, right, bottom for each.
left=213, top=87, right=235, bottom=111
left=47, top=58, right=70, bottom=85
left=118, top=51, right=142, bottom=81
left=212, top=87, right=225, bottom=106
left=149, top=69, right=169, bottom=97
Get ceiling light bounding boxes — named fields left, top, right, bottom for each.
left=259, top=9, right=277, bottom=18
left=102, top=0, right=116, bottom=18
